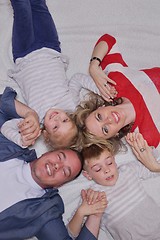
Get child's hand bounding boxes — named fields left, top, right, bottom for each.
left=126, top=132, right=160, bottom=171
left=89, top=64, right=117, bottom=101
left=18, top=111, right=41, bottom=146
left=80, top=189, right=108, bottom=216
left=81, top=188, right=105, bottom=204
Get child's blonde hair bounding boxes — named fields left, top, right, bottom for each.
left=43, top=120, right=78, bottom=149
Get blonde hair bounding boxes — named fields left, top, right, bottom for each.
left=72, top=91, right=132, bottom=151
left=43, top=119, right=78, bottom=150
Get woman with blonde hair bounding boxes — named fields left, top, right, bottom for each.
left=72, top=34, right=160, bottom=150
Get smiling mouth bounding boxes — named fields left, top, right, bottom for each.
left=46, top=164, right=52, bottom=176
left=49, top=111, right=59, bottom=120
left=112, top=112, right=119, bottom=123
left=106, top=175, right=114, bottom=181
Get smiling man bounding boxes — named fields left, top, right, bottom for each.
left=0, top=122, right=102, bottom=240
left=30, top=149, right=82, bottom=188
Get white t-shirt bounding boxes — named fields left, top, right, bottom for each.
left=0, top=159, right=45, bottom=212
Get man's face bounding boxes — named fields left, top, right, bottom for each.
left=30, top=149, right=82, bottom=188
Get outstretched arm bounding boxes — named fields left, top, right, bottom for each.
left=15, top=99, right=41, bottom=143
left=89, top=40, right=117, bottom=101
left=126, top=132, right=160, bottom=172
left=68, top=189, right=107, bottom=238
left=1, top=98, right=41, bottom=147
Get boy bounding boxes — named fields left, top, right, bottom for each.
left=68, top=133, right=160, bottom=240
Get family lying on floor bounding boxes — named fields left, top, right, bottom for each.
left=0, top=0, right=159, bottom=240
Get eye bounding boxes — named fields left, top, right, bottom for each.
left=106, top=156, right=113, bottom=165
left=57, top=154, right=61, bottom=161
left=96, top=113, right=102, bottom=121
left=63, top=118, right=69, bottom=123
left=63, top=167, right=71, bottom=177
left=53, top=125, right=58, bottom=130
left=108, top=162, right=112, bottom=165
left=92, top=166, right=101, bottom=172
left=58, top=152, right=65, bottom=161
left=102, top=125, right=108, bottom=135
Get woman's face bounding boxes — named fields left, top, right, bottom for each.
left=85, top=106, right=126, bottom=139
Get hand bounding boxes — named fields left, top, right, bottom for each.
left=126, top=132, right=160, bottom=171
left=18, top=111, right=41, bottom=146
left=89, top=63, right=117, bottom=101
left=80, top=189, right=108, bottom=217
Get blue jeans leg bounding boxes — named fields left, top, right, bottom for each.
left=11, top=0, right=61, bottom=61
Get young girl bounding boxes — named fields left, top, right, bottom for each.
left=68, top=132, right=160, bottom=240
left=3, top=1, right=117, bottom=151
left=1, top=0, right=86, bottom=150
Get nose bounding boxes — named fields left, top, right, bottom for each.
left=105, top=116, right=112, bottom=124
left=104, top=166, right=110, bottom=174
left=54, top=162, right=63, bottom=171
left=54, top=115, right=60, bottom=121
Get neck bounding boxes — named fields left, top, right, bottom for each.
left=120, top=98, right=136, bottom=125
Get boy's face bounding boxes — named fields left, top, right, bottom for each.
left=83, top=150, right=119, bottom=186
left=43, top=108, right=77, bottom=147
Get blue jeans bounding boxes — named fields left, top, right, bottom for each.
left=11, top=0, right=61, bottom=61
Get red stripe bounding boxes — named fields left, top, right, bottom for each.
left=142, top=67, right=160, bottom=93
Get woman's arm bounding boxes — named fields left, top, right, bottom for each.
left=89, top=40, right=117, bottom=101
left=126, top=132, right=160, bottom=172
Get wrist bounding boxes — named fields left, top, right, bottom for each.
left=90, top=57, right=102, bottom=66
left=76, top=207, right=86, bottom=219
left=89, top=60, right=101, bottom=75
left=151, top=161, right=160, bottom=172
left=25, top=110, right=38, bottom=120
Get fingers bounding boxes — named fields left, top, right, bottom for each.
left=126, top=132, right=149, bottom=150
left=18, top=119, right=37, bottom=133
left=18, top=119, right=41, bottom=140
left=100, top=84, right=117, bottom=101
left=82, top=189, right=107, bottom=205
left=81, top=189, right=87, bottom=201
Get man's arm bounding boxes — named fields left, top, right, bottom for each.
left=35, top=216, right=97, bottom=240
left=0, top=87, right=40, bottom=146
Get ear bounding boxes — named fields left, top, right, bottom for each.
left=42, top=130, right=50, bottom=142
left=82, top=170, right=92, bottom=181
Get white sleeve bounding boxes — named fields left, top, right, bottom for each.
left=1, top=118, right=26, bottom=148
left=129, top=160, right=160, bottom=180
left=69, top=73, right=100, bottom=105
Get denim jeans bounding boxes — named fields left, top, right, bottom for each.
left=11, top=0, right=61, bottom=61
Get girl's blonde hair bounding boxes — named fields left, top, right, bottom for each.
left=43, top=115, right=78, bottom=150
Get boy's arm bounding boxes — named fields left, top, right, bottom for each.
left=68, top=189, right=107, bottom=238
